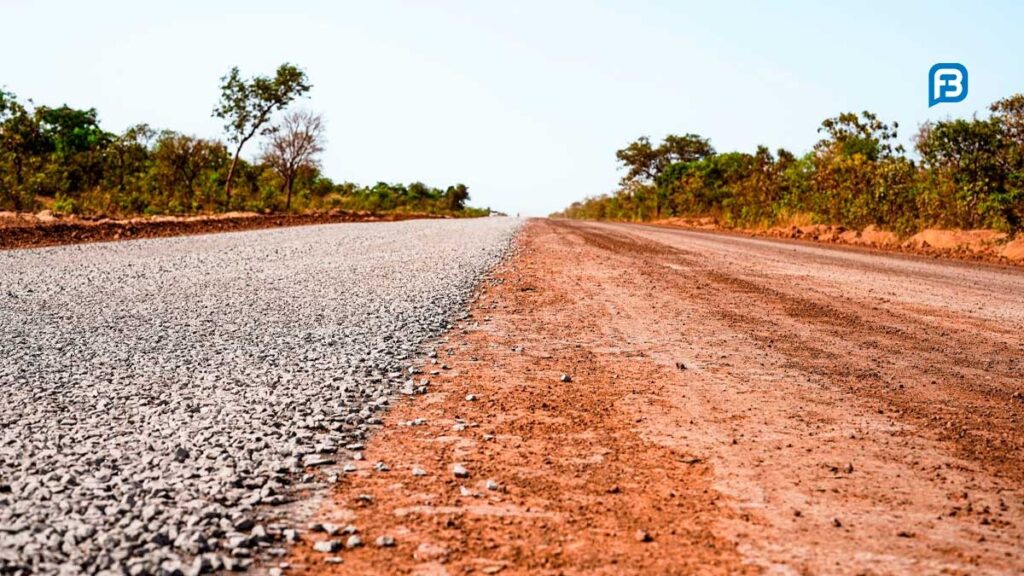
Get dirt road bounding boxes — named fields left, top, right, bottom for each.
left=291, top=219, right=1024, bottom=575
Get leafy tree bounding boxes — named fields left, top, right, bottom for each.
left=616, top=134, right=715, bottom=218
left=990, top=94, right=1024, bottom=229
left=151, top=132, right=228, bottom=212
left=991, top=94, right=1024, bottom=152
left=615, top=134, right=714, bottom=186
left=104, top=124, right=155, bottom=194
left=0, top=92, right=50, bottom=210
left=810, top=111, right=910, bottom=228
left=35, top=105, right=112, bottom=195
left=445, top=183, right=470, bottom=211
left=213, top=63, right=311, bottom=208
left=916, top=117, right=1018, bottom=229
left=615, top=136, right=660, bottom=185
left=815, top=111, right=901, bottom=161
left=661, top=134, right=716, bottom=165
left=408, top=181, right=431, bottom=200
left=261, top=110, right=324, bottom=210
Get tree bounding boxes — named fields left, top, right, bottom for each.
left=104, top=123, right=154, bottom=194
left=990, top=94, right=1024, bottom=151
left=151, top=132, right=228, bottom=212
left=810, top=111, right=910, bottom=227
left=35, top=105, right=112, bottom=195
left=213, top=63, right=311, bottom=209
left=0, top=91, right=50, bottom=211
left=445, top=183, right=470, bottom=211
left=916, top=117, right=1016, bottom=229
left=660, top=134, right=715, bottom=165
left=261, top=110, right=325, bottom=210
left=0, top=89, right=18, bottom=122
left=815, top=111, right=901, bottom=161
left=615, top=136, right=660, bottom=185
left=616, top=134, right=715, bottom=187
left=990, top=94, right=1024, bottom=230
left=407, top=181, right=431, bottom=200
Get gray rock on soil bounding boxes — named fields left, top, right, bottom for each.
left=313, top=540, right=341, bottom=553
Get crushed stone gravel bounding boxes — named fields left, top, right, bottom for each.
left=0, top=218, right=521, bottom=574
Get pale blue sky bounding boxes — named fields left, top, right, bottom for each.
left=2, top=0, right=1021, bottom=215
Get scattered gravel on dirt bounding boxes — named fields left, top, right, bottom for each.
left=0, top=218, right=520, bottom=574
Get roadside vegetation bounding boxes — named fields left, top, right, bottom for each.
left=555, top=94, right=1024, bottom=236
left=0, top=64, right=488, bottom=218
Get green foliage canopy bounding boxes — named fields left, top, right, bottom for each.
left=558, top=94, right=1024, bottom=235
left=0, top=71, right=488, bottom=219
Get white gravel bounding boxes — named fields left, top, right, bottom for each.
left=0, top=217, right=521, bottom=575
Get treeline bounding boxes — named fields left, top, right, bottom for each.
left=0, top=64, right=487, bottom=217
left=556, top=94, right=1024, bottom=235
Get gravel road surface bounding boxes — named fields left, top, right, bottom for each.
left=0, top=218, right=520, bottom=575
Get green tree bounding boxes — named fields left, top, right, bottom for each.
left=615, top=134, right=714, bottom=186
left=615, top=136, right=660, bottom=185
left=36, top=105, right=112, bottom=195
left=811, top=111, right=908, bottom=227
left=407, top=181, right=431, bottom=201
left=815, top=111, right=901, bottom=161
left=916, top=117, right=1018, bottom=229
left=213, top=63, right=311, bottom=209
left=617, top=134, right=715, bottom=218
left=661, top=134, right=716, bottom=165
left=151, top=131, right=228, bottom=213
left=104, top=123, right=154, bottom=194
left=0, top=91, right=50, bottom=211
left=990, top=94, right=1024, bottom=152
left=445, top=183, right=470, bottom=211
left=990, top=94, right=1024, bottom=230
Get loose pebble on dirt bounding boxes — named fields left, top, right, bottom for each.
left=0, top=218, right=520, bottom=574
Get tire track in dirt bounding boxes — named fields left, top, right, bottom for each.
left=592, top=222, right=1024, bottom=485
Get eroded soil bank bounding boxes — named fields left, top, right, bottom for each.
left=288, top=219, right=1024, bottom=575
left=0, top=210, right=449, bottom=250
left=654, top=216, right=1024, bottom=265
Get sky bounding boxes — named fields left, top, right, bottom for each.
left=2, top=0, right=1022, bottom=215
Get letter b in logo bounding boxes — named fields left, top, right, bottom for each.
left=929, top=63, right=968, bottom=107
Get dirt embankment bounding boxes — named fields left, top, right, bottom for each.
left=283, top=219, right=1024, bottom=575
left=654, top=217, right=1024, bottom=265
left=0, top=210, right=452, bottom=250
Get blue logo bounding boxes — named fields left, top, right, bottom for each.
left=929, top=63, right=968, bottom=107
